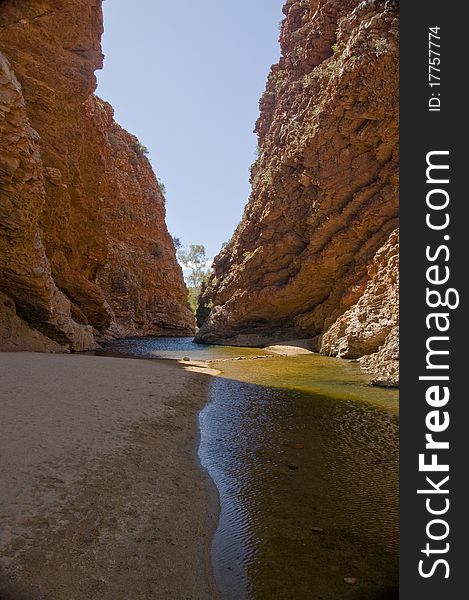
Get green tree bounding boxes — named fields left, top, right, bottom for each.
left=178, top=244, right=208, bottom=289
left=178, top=244, right=211, bottom=313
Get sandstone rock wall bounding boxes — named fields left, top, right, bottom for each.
left=196, top=0, right=399, bottom=386
left=0, top=0, right=194, bottom=351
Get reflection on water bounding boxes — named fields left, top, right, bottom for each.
left=94, top=336, right=399, bottom=599
left=199, top=356, right=398, bottom=600
left=93, top=336, right=275, bottom=361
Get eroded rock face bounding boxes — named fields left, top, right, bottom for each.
left=0, top=1, right=194, bottom=351
left=91, top=98, right=194, bottom=338
left=196, top=0, right=399, bottom=386
left=0, top=292, right=63, bottom=352
left=320, top=228, right=398, bottom=360
left=0, top=51, right=96, bottom=351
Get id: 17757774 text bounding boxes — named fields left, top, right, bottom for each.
left=428, top=26, right=441, bottom=112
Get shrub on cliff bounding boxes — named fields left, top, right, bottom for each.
left=152, top=242, right=166, bottom=259
left=157, top=178, right=166, bottom=196
left=133, top=142, right=149, bottom=156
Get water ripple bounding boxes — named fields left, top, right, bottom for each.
left=199, top=378, right=398, bottom=600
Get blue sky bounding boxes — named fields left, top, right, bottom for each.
left=96, top=0, right=284, bottom=260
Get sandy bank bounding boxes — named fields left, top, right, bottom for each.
left=0, top=353, right=219, bottom=600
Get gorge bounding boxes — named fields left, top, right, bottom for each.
left=0, top=1, right=400, bottom=598
left=1, top=0, right=399, bottom=387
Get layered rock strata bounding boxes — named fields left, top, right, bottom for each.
left=0, top=1, right=194, bottom=351
left=196, top=0, right=399, bottom=386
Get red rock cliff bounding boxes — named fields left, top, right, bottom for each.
left=196, top=0, right=399, bottom=386
left=0, top=0, right=194, bottom=351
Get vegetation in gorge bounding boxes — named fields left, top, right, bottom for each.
left=177, top=244, right=211, bottom=313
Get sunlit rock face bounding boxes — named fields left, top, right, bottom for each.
left=196, top=0, right=399, bottom=386
left=0, top=0, right=194, bottom=351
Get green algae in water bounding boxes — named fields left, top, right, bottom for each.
left=211, top=353, right=399, bottom=414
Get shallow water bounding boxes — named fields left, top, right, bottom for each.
left=97, top=337, right=399, bottom=599
left=94, top=335, right=275, bottom=361
left=212, top=353, right=399, bottom=414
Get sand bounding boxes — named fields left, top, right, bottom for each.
left=265, top=339, right=315, bottom=356
left=0, top=353, right=219, bottom=600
